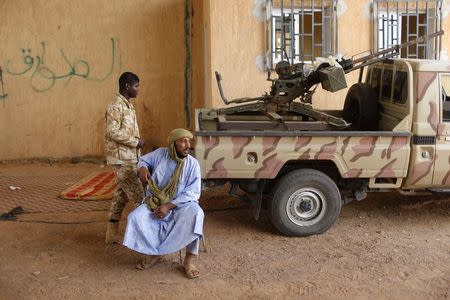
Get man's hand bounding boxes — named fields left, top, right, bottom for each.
left=137, top=138, right=145, bottom=149
left=154, top=202, right=176, bottom=219
left=139, top=167, right=151, bottom=186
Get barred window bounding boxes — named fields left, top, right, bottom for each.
left=266, top=0, right=338, bottom=68
left=373, top=0, right=443, bottom=59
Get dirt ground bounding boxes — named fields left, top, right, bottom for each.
left=0, top=162, right=449, bottom=299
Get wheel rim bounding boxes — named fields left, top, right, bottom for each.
left=286, top=187, right=327, bottom=226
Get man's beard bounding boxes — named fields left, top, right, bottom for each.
left=176, top=149, right=188, bottom=158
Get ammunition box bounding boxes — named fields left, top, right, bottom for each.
left=319, top=66, right=347, bottom=92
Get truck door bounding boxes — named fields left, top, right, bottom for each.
left=432, top=73, right=450, bottom=186
left=404, top=67, right=438, bottom=189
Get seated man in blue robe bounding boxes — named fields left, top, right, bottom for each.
left=123, top=128, right=204, bottom=279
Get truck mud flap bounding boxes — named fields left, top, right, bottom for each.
left=247, top=182, right=265, bottom=221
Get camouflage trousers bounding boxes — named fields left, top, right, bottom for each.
left=109, top=164, right=144, bottom=221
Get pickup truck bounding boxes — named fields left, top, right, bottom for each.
left=194, top=58, right=450, bottom=236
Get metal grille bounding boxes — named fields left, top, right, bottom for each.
left=413, top=135, right=436, bottom=145
left=266, top=0, right=338, bottom=68
left=373, top=0, right=442, bottom=59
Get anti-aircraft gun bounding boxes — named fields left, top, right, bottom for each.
left=200, top=31, right=443, bottom=131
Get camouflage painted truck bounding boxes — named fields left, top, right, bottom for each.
left=194, top=32, right=449, bottom=237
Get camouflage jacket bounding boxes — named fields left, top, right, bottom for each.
left=104, top=93, right=141, bottom=165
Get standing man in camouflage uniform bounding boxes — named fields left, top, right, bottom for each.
left=104, top=72, right=145, bottom=244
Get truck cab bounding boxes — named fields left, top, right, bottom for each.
left=366, top=59, right=450, bottom=190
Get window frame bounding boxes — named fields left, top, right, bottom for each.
left=372, top=0, right=443, bottom=60
left=266, top=0, right=338, bottom=69
left=368, top=65, right=409, bottom=107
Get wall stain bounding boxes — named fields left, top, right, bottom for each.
left=0, top=67, right=7, bottom=99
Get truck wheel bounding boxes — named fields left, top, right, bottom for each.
left=269, top=169, right=342, bottom=236
left=342, top=83, right=378, bottom=130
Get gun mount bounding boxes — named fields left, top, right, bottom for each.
left=200, top=31, right=443, bottom=131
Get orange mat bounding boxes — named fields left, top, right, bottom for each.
left=59, top=171, right=117, bottom=200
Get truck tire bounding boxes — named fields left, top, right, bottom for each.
left=269, top=169, right=342, bottom=236
left=342, top=83, right=379, bottom=130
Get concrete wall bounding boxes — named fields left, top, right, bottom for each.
left=1, top=0, right=449, bottom=160
left=443, top=3, right=450, bottom=59
left=204, top=0, right=450, bottom=110
left=205, top=0, right=268, bottom=108
left=0, top=0, right=192, bottom=160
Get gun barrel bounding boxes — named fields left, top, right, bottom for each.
left=348, top=30, right=444, bottom=71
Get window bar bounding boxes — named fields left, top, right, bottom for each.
left=290, top=0, right=294, bottom=64
left=377, top=4, right=384, bottom=50
left=378, top=9, right=381, bottom=51
left=386, top=0, right=390, bottom=48
left=396, top=1, right=399, bottom=48
left=294, top=19, right=297, bottom=61
left=425, top=0, right=429, bottom=58
left=271, top=13, right=274, bottom=62
left=333, top=0, right=339, bottom=56
left=390, top=14, right=396, bottom=47
left=388, top=2, right=395, bottom=47
left=330, top=0, right=339, bottom=54
left=435, top=0, right=439, bottom=59
left=406, top=1, right=409, bottom=57
left=375, top=0, right=377, bottom=52
left=294, top=9, right=299, bottom=61
left=322, top=0, right=325, bottom=56
left=373, top=0, right=377, bottom=54
left=380, top=13, right=385, bottom=50
left=432, top=0, right=438, bottom=59
left=438, top=0, right=443, bottom=59
left=416, top=0, right=419, bottom=58
left=311, top=0, right=315, bottom=60
left=328, top=0, right=333, bottom=56
left=391, top=14, right=395, bottom=46
left=334, top=0, right=337, bottom=55
left=271, top=15, right=273, bottom=61
left=267, top=0, right=271, bottom=69
left=272, top=15, right=276, bottom=61
left=414, top=0, right=420, bottom=58
left=378, top=2, right=383, bottom=51
left=301, top=0, right=305, bottom=64
left=281, top=0, right=285, bottom=61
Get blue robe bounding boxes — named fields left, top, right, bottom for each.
left=123, top=148, right=204, bottom=255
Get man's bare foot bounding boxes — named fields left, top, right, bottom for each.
left=136, top=255, right=163, bottom=270
left=184, top=263, right=200, bottom=279
left=184, top=252, right=200, bottom=279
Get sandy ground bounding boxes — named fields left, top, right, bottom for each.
left=0, top=162, right=449, bottom=299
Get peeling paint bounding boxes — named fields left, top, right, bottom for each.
left=252, top=0, right=267, bottom=22
left=255, top=54, right=267, bottom=72
left=443, top=0, right=450, bottom=19
left=336, top=0, right=348, bottom=17
left=363, top=0, right=372, bottom=19
left=441, top=48, right=449, bottom=60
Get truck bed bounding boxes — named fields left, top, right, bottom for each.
left=195, top=129, right=411, bottom=180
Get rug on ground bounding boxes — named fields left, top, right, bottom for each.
left=59, top=171, right=116, bottom=200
